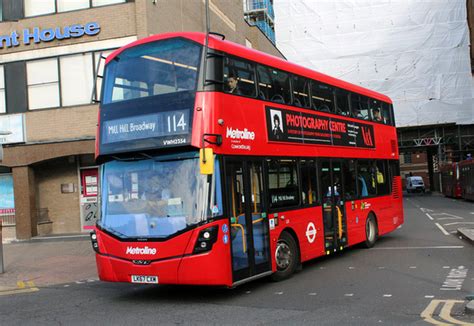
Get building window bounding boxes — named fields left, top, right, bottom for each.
left=60, top=53, right=94, bottom=106
left=94, top=50, right=114, bottom=102
left=92, top=0, right=126, bottom=7
left=24, top=0, right=55, bottom=17
left=24, top=0, right=127, bottom=17
left=27, top=58, right=60, bottom=110
left=0, top=66, right=5, bottom=113
left=57, top=0, right=89, bottom=12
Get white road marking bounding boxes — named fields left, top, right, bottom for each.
left=373, top=246, right=463, bottom=250
left=348, top=267, right=355, bottom=270
left=64, top=285, right=70, bottom=288
left=245, top=291, right=251, bottom=294
left=319, top=267, right=325, bottom=270
left=442, top=266, right=450, bottom=269
left=383, top=294, right=392, bottom=297
left=440, top=266, right=468, bottom=291
left=274, top=292, right=283, bottom=295
left=344, top=293, right=354, bottom=297
left=409, top=266, right=417, bottom=269
left=444, top=222, right=474, bottom=226
left=435, top=223, right=450, bottom=236
left=378, top=266, right=386, bottom=269
left=308, top=293, right=317, bottom=296
left=425, top=213, right=434, bottom=221
left=424, top=295, right=434, bottom=298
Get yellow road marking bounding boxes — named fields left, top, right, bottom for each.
left=0, top=287, right=39, bottom=296
left=421, top=300, right=451, bottom=326
left=421, top=299, right=474, bottom=325
left=439, top=300, right=473, bottom=325
left=16, top=281, right=25, bottom=289
left=27, top=281, right=36, bottom=288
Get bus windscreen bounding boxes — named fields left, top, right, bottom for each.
left=99, top=154, right=222, bottom=239
left=102, top=38, right=202, bottom=104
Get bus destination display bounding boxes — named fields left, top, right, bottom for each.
left=102, top=110, right=190, bottom=146
left=266, top=106, right=375, bottom=148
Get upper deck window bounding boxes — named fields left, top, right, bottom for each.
left=257, top=66, right=291, bottom=104
left=224, top=57, right=256, bottom=97
left=311, top=81, right=334, bottom=113
left=351, top=94, right=370, bottom=120
left=102, top=38, right=201, bottom=105
left=292, top=75, right=311, bottom=109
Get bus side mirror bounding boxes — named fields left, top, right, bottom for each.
left=200, top=148, right=214, bottom=175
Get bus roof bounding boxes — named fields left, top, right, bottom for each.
left=106, top=32, right=393, bottom=104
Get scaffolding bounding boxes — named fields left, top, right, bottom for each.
left=244, top=0, right=275, bottom=44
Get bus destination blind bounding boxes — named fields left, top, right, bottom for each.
left=266, top=106, right=375, bottom=148
left=102, top=110, right=190, bottom=146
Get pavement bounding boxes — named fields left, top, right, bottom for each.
left=0, top=235, right=97, bottom=292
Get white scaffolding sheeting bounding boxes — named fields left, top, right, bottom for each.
left=274, top=0, right=473, bottom=127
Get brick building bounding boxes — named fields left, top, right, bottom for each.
left=0, top=0, right=281, bottom=240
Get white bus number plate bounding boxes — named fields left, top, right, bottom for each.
left=131, top=275, right=158, bottom=284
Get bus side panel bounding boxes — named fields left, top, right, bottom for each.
left=270, top=207, right=326, bottom=264
left=345, top=200, right=367, bottom=246
left=178, top=221, right=232, bottom=286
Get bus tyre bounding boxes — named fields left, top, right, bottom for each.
left=364, top=214, right=378, bottom=248
left=271, top=232, right=299, bottom=281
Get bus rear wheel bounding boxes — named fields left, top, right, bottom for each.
left=364, top=214, right=378, bottom=248
left=271, top=231, right=299, bottom=281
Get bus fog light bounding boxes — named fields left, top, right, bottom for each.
left=193, top=225, right=218, bottom=254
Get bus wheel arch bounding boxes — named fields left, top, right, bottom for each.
left=364, top=212, right=378, bottom=248
left=271, top=229, right=300, bottom=281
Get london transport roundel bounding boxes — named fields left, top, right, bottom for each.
left=306, top=222, right=317, bottom=243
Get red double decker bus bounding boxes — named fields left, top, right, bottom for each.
left=440, top=163, right=462, bottom=198
left=92, top=32, right=403, bottom=286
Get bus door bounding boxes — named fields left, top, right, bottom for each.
left=320, top=160, right=348, bottom=253
left=225, top=159, right=271, bottom=283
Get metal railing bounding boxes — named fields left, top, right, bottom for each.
left=0, top=209, right=15, bottom=226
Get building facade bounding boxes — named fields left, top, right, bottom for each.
left=0, top=0, right=282, bottom=240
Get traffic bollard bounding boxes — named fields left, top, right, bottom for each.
left=0, top=221, right=4, bottom=273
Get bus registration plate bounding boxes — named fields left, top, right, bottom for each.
left=131, top=275, right=158, bottom=284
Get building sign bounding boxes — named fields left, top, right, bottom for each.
left=266, top=106, right=375, bottom=148
left=102, top=110, right=190, bottom=146
left=0, top=114, right=26, bottom=145
left=0, top=22, right=100, bottom=49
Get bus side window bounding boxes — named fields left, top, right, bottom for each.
left=300, top=160, right=318, bottom=205
left=357, top=160, right=376, bottom=197
left=335, top=88, right=350, bottom=116
left=350, top=94, right=370, bottom=120
left=292, top=75, right=311, bottom=109
left=311, top=81, right=334, bottom=113
left=257, top=65, right=271, bottom=100
left=267, top=159, right=299, bottom=208
left=258, top=66, right=291, bottom=104
left=381, top=102, right=392, bottom=126
left=376, top=160, right=390, bottom=195
left=343, top=160, right=357, bottom=200
left=224, top=56, right=256, bottom=97
left=370, top=99, right=386, bottom=124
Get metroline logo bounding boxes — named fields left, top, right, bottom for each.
left=226, top=127, right=256, bottom=140
left=126, top=246, right=157, bottom=255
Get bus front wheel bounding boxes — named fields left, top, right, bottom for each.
left=364, top=214, right=378, bottom=248
left=271, top=231, right=299, bottom=281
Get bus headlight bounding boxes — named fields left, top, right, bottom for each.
left=193, top=226, right=218, bottom=254
left=90, top=230, right=100, bottom=253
